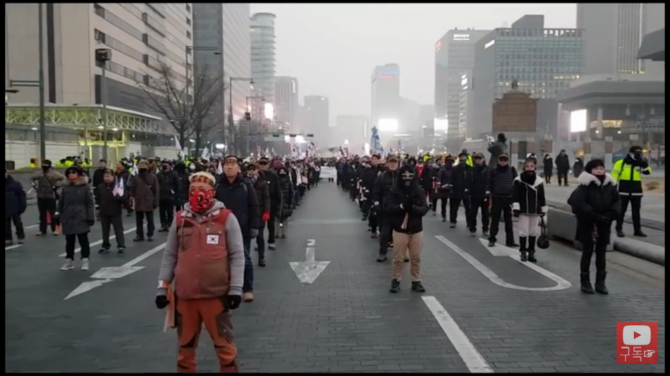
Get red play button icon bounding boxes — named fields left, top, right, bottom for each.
left=634, top=332, right=642, bottom=339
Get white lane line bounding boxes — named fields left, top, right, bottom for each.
left=436, top=235, right=571, bottom=291
left=121, top=242, right=166, bottom=267
left=422, top=296, right=493, bottom=373
left=5, top=244, right=23, bottom=251
left=25, top=224, right=39, bottom=229
left=58, top=227, right=137, bottom=257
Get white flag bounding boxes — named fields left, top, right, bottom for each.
left=113, top=176, right=125, bottom=197
left=201, top=147, right=210, bottom=161
left=216, top=161, right=223, bottom=175
left=132, top=162, right=139, bottom=176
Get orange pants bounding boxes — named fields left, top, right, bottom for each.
left=176, top=297, right=238, bottom=373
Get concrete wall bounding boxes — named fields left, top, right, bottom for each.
left=6, top=140, right=80, bottom=168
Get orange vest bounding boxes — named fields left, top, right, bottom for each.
left=173, top=209, right=232, bottom=300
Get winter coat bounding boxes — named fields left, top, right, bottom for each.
left=92, top=167, right=107, bottom=191
left=469, top=164, right=490, bottom=200
left=277, top=173, right=294, bottom=220
left=215, top=175, right=261, bottom=236
left=543, top=156, right=553, bottom=176
left=372, top=169, right=398, bottom=209
left=436, top=165, right=454, bottom=199
left=128, top=172, right=160, bottom=212
left=5, top=175, right=27, bottom=216
left=487, top=141, right=507, bottom=169
left=384, top=184, right=429, bottom=234
left=252, top=177, right=271, bottom=215
left=420, top=166, right=434, bottom=192
left=555, top=154, right=570, bottom=172
left=487, top=165, right=517, bottom=198
left=176, top=172, right=190, bottom=206
left=261, top=170, right=282, bottom=210
left=450, top=164, right=471, bottom=199
left=95, top=182, right=125, bottom=217
left=58, top=176, right=95, bottom=235
left=512, top=172, right=547, bottom=215
left=157, top=170, right=181, bottom=203
left=30, top=168, right=65, bottom=200
left=568, top=172, right=620, bottom=244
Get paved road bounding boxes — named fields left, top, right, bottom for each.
left=5, top=183, right=665, bottom=372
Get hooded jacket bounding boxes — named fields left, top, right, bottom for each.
left=384, top=169, right=429, bottom=234
left=512, top=172, right=547, bottom=215
left=58, top=175, right=95, bottom=235
left=5, top=174, right=27, bottom=216
left=568, top=172, right=620, bottom=243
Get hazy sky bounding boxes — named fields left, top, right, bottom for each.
left=250, top=3, right=576, bottom=124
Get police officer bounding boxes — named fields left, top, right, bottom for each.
left=612, top=145, right=651, bottom=238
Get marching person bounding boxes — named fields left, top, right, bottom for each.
left=512, top=158, right=548, bottom=262
left=612, top=145, right=651, bottom=238
left=487, top=153, right=518, bottom=247
left=95, top=169, right=126, bottom=254
left=542, top=154, right=553, bottom=184
left=59, top=166, right=95, bottom=271
left=555, top=150, right=570, bottom=186
left=361, top=155, right=382, bottom=236
left=568, top=159, right=619, bottom=294
left=435, top=155, right=455, bottom=222
left=373, top=155, right=400, bottom=262
left=257, top=157, right=282, bottom=250
left=449, top=152, right=472, bottom=228
left=275, top=166, right=294, bottom=239
left=246, top=163, right=271, bottom=267
left=157, top=160, right=181, bottom=232
left=385, top=165, right=429, bottom=293
left=31, top=159, right=65, bottom=236
left=155, top=171, right=244, bottom=373
left=467, top=153, right=490, bottom=236
left=173, top=161, right=191, bottom=211
left=115, top=161, right=133, bottom=217
left=128, top=160, right=159, bottom=242
left=215, top=155, right=260, bottom=303
left=5, top=167, right=27, bottom=246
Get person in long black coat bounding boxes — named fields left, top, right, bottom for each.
left=58, top=166, right=95, bottom=271
left=5, top=168, right=27, bottom=246
left=542, top=154, right=553, bottom=184
left=568, top=159, right=620, bottom=295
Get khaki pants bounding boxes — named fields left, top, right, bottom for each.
left=392, top=231, right=423, bottom=281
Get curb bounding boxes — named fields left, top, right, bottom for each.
left=613, top=237, right=665, bottom=266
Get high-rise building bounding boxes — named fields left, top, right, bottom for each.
left=470, top=15, right=584, bottom=138
left=250, top=13, right=276, bottom=115
left=577, top=3, right=665, bottom=76
left=193, top=4, right=251, bottom=122
left=371, top=64, right=400, bottom=131
left=458, top=70, right=475, bottom=139
left=303, top=95, right=329, bottom=143
left=434, top=28, right=490, bottom=143
left=5, top=3, right=193, bottom=113
left=335, top=116, right=369, bottom=146
left=274, top=76, right=299, bottom=131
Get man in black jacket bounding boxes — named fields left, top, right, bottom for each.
left=215, top=155, right=261, bottom=303
left=157, top=160, right=181, bottom=231
left=468, top=152, right=490, bottom=236
left=555, top=150, right=570, bottom=186
left=360, top=155, right=381, bottom=228
left=258, top=157, right=282, bottom=250
left=486, top=153, right=518, bottom=247
left=5, top=168, right=27, bottom=246
left=449, top=152, right=472, bottom=228
left=373, top=155, right=401, bottom=262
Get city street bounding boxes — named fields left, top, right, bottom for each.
left=5, top=184, right=665, bottom=373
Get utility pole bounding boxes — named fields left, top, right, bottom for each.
left=37, top=3, right=46, bottom=161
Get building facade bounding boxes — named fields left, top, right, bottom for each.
left=370, top=64, right=400, bottom=130
left=335, top=115, right=369, bottom=147
left=6, top=3, right=193, bottom=113
left=274, top=76, right=299, bottom=131
left=470, top=15, right=584, bottom=138
left=434, top=28, right=490, bottom=142
left=302, top=95, right=329, bottom=144
left=250, top=13, right=276, bottom=115
left=577, top=3, right=665, bottom=76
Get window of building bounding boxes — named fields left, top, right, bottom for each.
left=186, top=30, right=191, bottom=39
left=186, top=17, right=191, bottom=26
left=185, top=3, right=191, bottom=12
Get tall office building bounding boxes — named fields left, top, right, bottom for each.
left=434, top=28, right=490, bottom=142
left=250, top=13, right=276, bottom=116
left=577, top=3, right=665, bottom=76
left=274, top=76, right=299, bottom=131
left=370, top=64, right=400, bottom=130
left=303, top=95, right=329, bottom=143
left=5, top=3, right=193, bottom=114
left=193, top=4, right=251, bottom=122
left=470, top=15, right=584, bottom=138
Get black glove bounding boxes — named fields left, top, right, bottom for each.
left=226, top=295, right=242, bottom=310
left=598, top=215, right=612, bottom=225
left=86, top=220, right=95, bottom=226
left=155, top=295, right=169, bottom=309
left=638, top=159, right=649, bottom=169
left=513, top=210, right=520, bottom=218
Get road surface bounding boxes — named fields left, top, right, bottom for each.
left=5, top=184, right=665, bottom=372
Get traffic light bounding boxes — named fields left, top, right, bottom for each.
left=244, top=112, right=251, bottom=121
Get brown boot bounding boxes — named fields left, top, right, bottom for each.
left=243, top=292, right=254, bottom=302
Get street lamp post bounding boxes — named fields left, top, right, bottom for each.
left=95, top=48, right=112, bottom=161
left=228, top=77, right=254, bottom=155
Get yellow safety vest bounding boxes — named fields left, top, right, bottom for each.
left=611, top=159, right=651, bottom=195
left=456, top=155, right=473, bottom=167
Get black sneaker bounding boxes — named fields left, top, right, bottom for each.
left=147, top=236, right=154, bottom=242
left=117, top=246, right=126, bottom=254
left=616, top=229, right=625, bottom=238
left=411, top=281, right=426, bottom=293
left=469, top=229, right=476, bottom=237
left=99, top=247, right=111, bottom=254
left=17, top=238, right=25, bottom=244
left=487, top=240, right=496, bottom=247
left=377, top=253, right=387, bottom=262
left=389, top=279, right=401, bottom=293
left=158, top=227, right=168, bottom=233
left=258, top=258, right=266, bottom=267
left=449, top=223, right=456, bottom=229
left=5, top=240, right=13, bottom=246
left=133, top=236, right=145, bottom=242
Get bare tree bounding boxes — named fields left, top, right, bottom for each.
left=137, top=62, right=226, bottom=157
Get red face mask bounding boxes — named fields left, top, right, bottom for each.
left=188, top=187, right=216, bottom=214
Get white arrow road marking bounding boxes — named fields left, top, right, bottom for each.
left=436, top=236, right=571, bottom=291
left=59, top=227, right=137, bottom=257
left=64, top=242, right=166, bottom=300
left=422, top=296, right=493, bottom=373
left=289, top=239, right=330, bottom=284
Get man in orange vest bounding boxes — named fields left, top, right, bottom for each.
left=155, top=171, right=245, bottom=373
